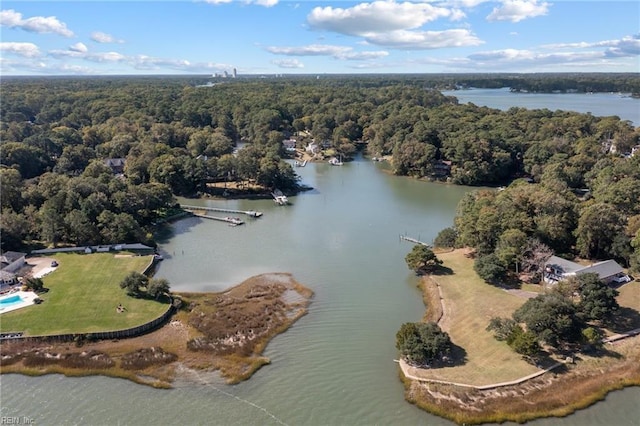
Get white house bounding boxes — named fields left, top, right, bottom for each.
left=544, top=255, right=630, bottom=285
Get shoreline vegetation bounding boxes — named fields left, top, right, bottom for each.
left=400, top=249, right=640, bottom=425
left=0, top=273, right=313, bottom=388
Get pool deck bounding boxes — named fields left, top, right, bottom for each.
left=0, top=290, right=39, bottom=315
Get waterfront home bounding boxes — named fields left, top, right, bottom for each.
left=543, top=255, right=630, bottom=285
left=282, top=139, right=297, bottom=152
left=0, top=251, right=26, bottom=290
left=0, top=252, right=26, bottom=273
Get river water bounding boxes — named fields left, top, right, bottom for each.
left=441, top=87, right=640, bottom=126
left=2, top=94, right=639, bottom=425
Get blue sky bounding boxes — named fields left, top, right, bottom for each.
left=1, top=1, right=638, bottom=75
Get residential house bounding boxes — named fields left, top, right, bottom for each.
left=104, top=158, right=126, bottom=174
left=282, top=139, right=297, bottom=152
left=433, top=160, right=452, bottom=177
left=306, top=142, right=320, bottom=154
left=544, top=255, right=630, bottom=285
left=0, top=251, right=26, bottom=289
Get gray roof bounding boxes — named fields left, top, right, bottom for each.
left=577, top=260, right=624, bottom=279
left=0, top=270, right=16, bottom=280
left=0, top=251, right=26, bottom=263
left=31, top=243, right=154, bottom=255
left=545, top=255, right=583, bottom=275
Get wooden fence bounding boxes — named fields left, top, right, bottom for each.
left=0, top=300, right=175, bottom=344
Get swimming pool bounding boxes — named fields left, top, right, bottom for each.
left=0, top=294, right=23, bottom=305
left=0, top=291, right=38, bottom=314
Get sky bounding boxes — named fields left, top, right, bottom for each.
left=0, top=1, right=638, bottom=75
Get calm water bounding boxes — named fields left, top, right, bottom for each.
left=2, top=92, right=639, bottom=425
left=442, top=87, right=640, bottom=126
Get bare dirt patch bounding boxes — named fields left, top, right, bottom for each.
left=1, top=273, right=313, bottom=387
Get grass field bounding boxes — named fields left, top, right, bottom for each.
left=0, top=253, right=169, bottom=336
left=412, top=249, right=540, bottom=385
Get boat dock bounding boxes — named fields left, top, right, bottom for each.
left=180, top=204, right=263, bottom=217
left=192, top=213, right=244, bottom=226
left=400, top=235, right=431, bottom=247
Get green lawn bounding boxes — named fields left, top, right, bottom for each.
left=412, top=250, right=541, bottom=385
left=0, top=253, right=169, bottom=336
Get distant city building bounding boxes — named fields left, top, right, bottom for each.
left=233, top=68, right=237, bottom=78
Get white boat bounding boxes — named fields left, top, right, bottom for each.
left=328, top=156, right=343, bottom=166
left=271, top=189, right=289, bottom=205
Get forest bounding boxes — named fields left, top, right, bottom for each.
left=1, top=74, right=639, bottom=257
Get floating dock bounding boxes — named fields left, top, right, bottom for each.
left=181, top=205, right=262, bottom=217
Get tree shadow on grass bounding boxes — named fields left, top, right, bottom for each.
left=579, top=345, right=624, bottom=360
left=608, top=307, right=640, bottom=334
left=430, top=265, right=454, bottom=276
left=431, top=342, right=468, bottom=368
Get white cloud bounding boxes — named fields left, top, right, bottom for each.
left=204, top=0, right=278, bottom=6
left=272, top=58, right=304, bottom=68
left=91, top=31, right=124, bottom=44
left=465, top=48, right=610, bottom=70
left=0, top=9, right=74, bottom=37
left=0, top=42, right=40, bottom=57
left=487, top=0, right=550, bottom=23
left=267, top=44, right=352, bottom=56
left=266, top=44, right=389, bottom=60
left=252, top=0, right=279, bottom=7
left=306, top=2, right=481, bottom=50
left=543, top=35, right=640, bottom=58
left=442, top=0, right=491, bottom=7
left=69, top=42, right=88, bottom=53
left=365, top=29, right=483, bottom=49
left=49, top=46, right=126, bottom=63
left=308, top=1, right=452, bottom=35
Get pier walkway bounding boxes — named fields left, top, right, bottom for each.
left=192, top=213, right=244, bottom=226
left=399, top=235, right=431, bottom=247
left=180, top=204, right=263, bottom=217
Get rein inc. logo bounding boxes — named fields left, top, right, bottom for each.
left=0, top=417, right=34, bottom=425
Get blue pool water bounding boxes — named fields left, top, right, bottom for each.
left=0, top=294, right=23, bottom=305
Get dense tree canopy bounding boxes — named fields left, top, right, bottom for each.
left=405, top=245, right=443, bottom=275
left=1, top=74, right=638, bottom=253
left=513, top=293, right=584, bottom=347
left=395, top=322, right=452, bottom=366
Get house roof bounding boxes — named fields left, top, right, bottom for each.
left=0, top=251, right=26, bottom=266
left=577, top=260, right=624, bottom=279
left=104, top=158, right=126, bottom=167
left=545, top=255, right=583, bottom=275
left=0, top=270, right=16, bottom=280
left=31, top=243, right=154, bottom=255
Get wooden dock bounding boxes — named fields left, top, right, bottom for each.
left=400, top=235, right=431, bottom=247
left=181, top=204, right=262, bottom=217
left=192, top=213, right=244, bottom=226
